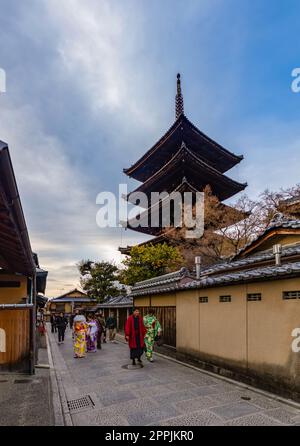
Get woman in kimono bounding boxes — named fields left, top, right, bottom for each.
left=143, top=309, right=161, bottom=362
left=86, top=313, right=98, bottom=353
left=125, top=308, right=147, bottom=366
left=73, top=314, right=88, bottom=358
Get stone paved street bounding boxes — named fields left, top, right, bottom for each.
left=48, top=325, right=300, bottom=426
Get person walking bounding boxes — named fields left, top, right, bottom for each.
left=50, top=313, right=57, bottom=333
left=86, top=313, right=98, bottom=353
left=125, top=308, right=147, bottom=366
left=106, top=312, right=117, bottom=343
left=95, top=312, right=105, bottom=349
left=70, top=309, right=79, bottom=330
left=56, top=312, right=68, bottom=344
left=143, top=308, right=161, bottom=363
left=73, top=313, right=88, bottom=358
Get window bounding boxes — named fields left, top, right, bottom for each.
left=247, top=293, right=262, bottom=301
left=55, top=304, right=65, bottom=312
left=283, top=291, right=300, bottom=300
left=219, top=295, right=231, bottom=303
left=199, top=297, right=208, bottom=303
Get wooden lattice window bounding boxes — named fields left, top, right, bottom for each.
left=283, top=291, right=300, bottom=300
left=219, top=295, right=231, bottom=303
left=247, top=293, right=262, bottom=302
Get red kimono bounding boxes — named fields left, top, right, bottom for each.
left=125, top=315, right=147, bottom=351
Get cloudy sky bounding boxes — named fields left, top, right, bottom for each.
left=0, top=0, right=300, bottom=296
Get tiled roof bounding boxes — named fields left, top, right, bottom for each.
left=182, top=262, right=300, bottom=290
left=201, top=243, right=300, bottom=276
left=50, top=297, right=96, bottom=303
left=99, top=295, right=133, bottom=308
left=131, top=268, right=192, bottom=297
left=233, top=215, right=300, bottom=259
left=130, top=241, right=300, bottom=296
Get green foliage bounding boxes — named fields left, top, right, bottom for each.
left=119, top=243, right=183, bottom=286
left=78, top=260, right=119, bottom=302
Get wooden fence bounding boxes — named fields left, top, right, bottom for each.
left=0, top=308, right=32, bottom=372
left=139, top=306, right=176, bottom=348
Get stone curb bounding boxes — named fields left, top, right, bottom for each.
left=46, top=326, right=73, bottom=426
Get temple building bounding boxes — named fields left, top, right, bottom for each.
left=120, top=74, right=247, bottom=254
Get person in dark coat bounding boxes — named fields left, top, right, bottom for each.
left=56, top=313, right=68, bottom=344
left=50, top=314, right=57, bottom=333
left=125, top=308, right=147, bottom=366
left=69, top=309, right=79, bottom=330
left=95, top=312, right=105, bottom=349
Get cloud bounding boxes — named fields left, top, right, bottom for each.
left=1, top=0, right=300, bottom=296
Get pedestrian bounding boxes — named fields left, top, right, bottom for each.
left=50, top=313, right=57, bottom=333
left=95, top=312, right=105, bottom=349
left=70, top=309, right=79, bottom=330
left=86, top=313, right=98, bottom=353
left=106, top=312, right=117, bottom=343
left=143, top=308, right=161, bottom=363
left=56, top=312, right=68, bottom=344
left=125, top=307, right=147, bottom=366
left=73, top=313, right=88, bottom=358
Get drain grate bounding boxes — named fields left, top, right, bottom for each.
left=67, top=395, right=94, bottom=413
left=241, top=396, right=251, bottom=401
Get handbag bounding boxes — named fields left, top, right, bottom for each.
left=154, top=334, right=164, bottom=346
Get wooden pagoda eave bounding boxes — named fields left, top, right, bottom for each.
left=125, top=179, right=247, bottom=237
left=127, top=144, right=247, bottom=204
left=124, top=115, right=243, bottom=182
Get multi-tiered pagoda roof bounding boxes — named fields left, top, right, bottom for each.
left=122, top=74, right=247, bottom=240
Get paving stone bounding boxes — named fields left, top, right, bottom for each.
left=134, top=384, right=175, bottom=398
left=250, top=397, right=283, bottom=410
left=97, top=389, right=137, bottom=407
left=127, top=405, right=180, bottom=426
left=264, top=407, right=299, bottom=425
left=208, top=390, right=251, bottom=406
left=95, top=397, right=159, bottom=417
left=211, top=401, right=259, bottom=419
left=166, top=381, right=199, bottom=392
left=71, top=409, right=129, bottom=426
left=192, top=385, right=221, bottom=397
left=116, top=374, right=151, bottom=385
left=224, top=413, right=284, bottom=426
left=174, top=396, right=216, bottom=413
left=48, top=328, right=300, bottom=426
left=155, top=390, right=199, bottom=405
left=160, top=409, right=224, bottom=426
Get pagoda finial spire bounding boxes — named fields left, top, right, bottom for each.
left=175, top=73, right=184, bottom=119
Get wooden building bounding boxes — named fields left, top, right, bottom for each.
left=98, top=295, right=133, bottom=333
left=48, top=288, right=96, bottom=316
left=132, top=215, right=300, bottom=401
left=120, top=74, right=246, bottom=252
left=0, top=141, right=47, bottom=373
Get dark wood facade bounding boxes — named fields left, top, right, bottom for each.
left=138, top=306, right=176, bottom=348
left=0, top=308, right=32, bottom=372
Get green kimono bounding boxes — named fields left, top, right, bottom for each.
left=143, top=314, right=161, bottom=360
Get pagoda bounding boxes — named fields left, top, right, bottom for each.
left=120, top=74, right=247, bottom=252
